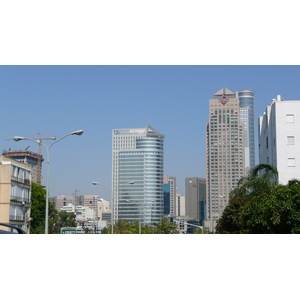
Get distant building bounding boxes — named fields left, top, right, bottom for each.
left=176, top=194, right=185, bottom=217
left=112, top=125, right=165, bottom=225
left=237, top=89, right=256, bottom=170
left=205, top=88, right=247, bottom=232
left=185, top=177, right=206, bottom=224
left=51, top=195, right=73, bottom=212
left=97, top=199, right=111, bottom=223
left=163, top=175, right=176, bottom=216
left=2, top=149, right=43, bottom=184
left=258, top=95, right=300, bottom=184
left=0, top=156, right=32, bottom=233
left=76, top=195, right=98, bottom=214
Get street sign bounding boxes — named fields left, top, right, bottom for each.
left=61, top=227, right=77, bottom=234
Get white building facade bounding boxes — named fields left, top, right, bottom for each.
left=258, top=95, right=300, bottom=184
left=112, top=125, right=165, bottom=225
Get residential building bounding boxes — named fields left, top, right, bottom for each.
left=97, top=199, right=111, bottom=222
left=76, top=195, right=98, bottom=212
left=258, top=95, right=300, bottom=184
left=205, top=88, right=246, bottom=232
left=163, top=175, right=176, bottom=216
left=185, top=177, right=206, bottom=223
left=51, top=195, right=73, bottom=212
left=0, top=156, right=32, bottom=233
left=2, top=149, right=43, bottom=184
left=112, top=125, right=165, bottom=225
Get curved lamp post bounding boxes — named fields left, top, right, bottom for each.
left=92, top=181, right=134, bottom=234
left=14, top=130, right=84, bottom=234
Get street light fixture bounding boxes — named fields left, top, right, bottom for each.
left=92, top=181, right=134, bottom=234
left=14, top=129, right=84, bottom=234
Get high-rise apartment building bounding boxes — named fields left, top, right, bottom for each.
left=205, top=88, right=247, bottom=231
left=258, top=95, right=300, bottom=184
left=112, top=125, right=165, bottom=225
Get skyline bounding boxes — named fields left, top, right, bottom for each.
left=2, top=2, right=298, bottom=298
left=2, top=65, right=300, bottom=201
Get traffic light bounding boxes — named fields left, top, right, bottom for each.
left=170, top=217, right=174, bottom=224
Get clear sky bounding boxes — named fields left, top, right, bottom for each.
left=1, top=65, right=300, bottom=200
left=2, top=2, right=299, bottom=298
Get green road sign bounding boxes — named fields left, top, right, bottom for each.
left=61, top=227, right=77, bottom=234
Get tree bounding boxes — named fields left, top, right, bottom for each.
left=215, top=197, right=248, bottom=233
left=30, top=182, right=47, bottom=234
left=216, top=164, right=280, bottom=234
left=229, top=164, right=278, bottom=200
left=49, top=211, right=77, bottom=234
left=240, top=180, right=300, bottom=234
left=153, top=217, right=179, bottom=234
left=30, top=182, right=76, bottom=234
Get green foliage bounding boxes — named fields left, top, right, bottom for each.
left=30, top=182, right=77, bottom=234
left=50, top=211, right=77, bottom=234
left=101, top=217, right=179, bottom=234
left=30, top=182, right=47, bottom=234
left=216, top=163, right=300, bottom=234
left=152, top=217, right=179, bottom=234
left=215, top=197, right=248, bottom=234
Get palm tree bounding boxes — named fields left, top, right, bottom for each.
left=229, top=164, right=278, bottom=200
left=153, top=217, right=179, bottom=234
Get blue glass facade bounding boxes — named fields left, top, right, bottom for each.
left=113, top=126, right=165, bottom=225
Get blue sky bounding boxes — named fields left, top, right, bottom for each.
left=2, top=2, right=299, bottom=297
left=1, top=65, right=300, bottom=200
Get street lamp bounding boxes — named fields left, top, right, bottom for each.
left=92, top=181, right=134, bottom=234
left=14, top=130, right=84, bottom=234
left=124, top=199, right=155, bottom=234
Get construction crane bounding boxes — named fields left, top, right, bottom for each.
left=4, top=133, right=56, bottom=185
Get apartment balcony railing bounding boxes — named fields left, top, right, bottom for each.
left=10, top=195, right=30, bottom=205
left=11, top=176, right=31, bottom=186
left=9, top=215, right=25, bottom=221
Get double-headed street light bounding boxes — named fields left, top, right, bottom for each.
left=14, top=130, right=84, bottom=234
left=92, top=181, right=134, bottom=234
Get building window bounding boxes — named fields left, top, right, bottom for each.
left=286, top=114, right=294, bottom=123
left=287, top=136, right=295, bottom=145
left=288, top=158, right=296, bottom=167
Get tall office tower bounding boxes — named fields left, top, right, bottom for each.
left=112, top=125, right=165, bottom=225
left=237, top=90, right=256, bottom=171
left=163, top=175, right=176, bottom=216
left=205, top=88, right=246, bottom=232
left=259, top=95, right=300, bottom=184
left=185, top=177, right=206, bottom=223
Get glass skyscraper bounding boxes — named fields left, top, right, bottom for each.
left=237, top=90, right=256, bottom=171
left=112, top=125, right=165, bottom=225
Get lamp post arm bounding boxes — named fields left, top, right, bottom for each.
left=92, top=182, right=112, bottom=191
left=49, top=132, right=73, bottom=150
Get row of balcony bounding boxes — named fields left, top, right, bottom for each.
left=10, top=195, right=30, bottom=204
left=11, top=176, right=31, bottom=186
